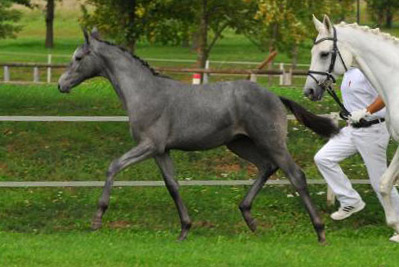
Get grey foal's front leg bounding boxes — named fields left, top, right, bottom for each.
left=92, top=142, right=155, bottom=230
left=155, top=153, right=192, bottom=241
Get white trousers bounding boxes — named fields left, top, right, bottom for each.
left=314, top=123, right=399, bottom=215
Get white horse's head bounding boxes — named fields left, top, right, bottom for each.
left=304, top=15, right=354, bottom=101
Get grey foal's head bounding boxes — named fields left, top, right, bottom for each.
left=58, top=29, right=103, bottom=93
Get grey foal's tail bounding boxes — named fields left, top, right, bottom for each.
left=279, top=96, right=339, bottom=138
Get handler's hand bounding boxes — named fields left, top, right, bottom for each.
left=349, top=108, right=370, bottom=123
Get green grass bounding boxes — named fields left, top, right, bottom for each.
left=2, top=81, right=399, bottom=265
left=1, top=186, right=399, bottom=266
left=0, top=82, right=379, bottom=183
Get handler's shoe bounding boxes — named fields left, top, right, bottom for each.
left=389, top=233, right=399, bottom=243
left=330, top=201, right=366, bottom=220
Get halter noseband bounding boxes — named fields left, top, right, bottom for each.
left=307, top=27, right=348, bottom=87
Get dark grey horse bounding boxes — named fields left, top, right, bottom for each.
left=58, top=30, right=338, bottom=243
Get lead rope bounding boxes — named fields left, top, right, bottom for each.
left=326, top=86, right=350, bottom=120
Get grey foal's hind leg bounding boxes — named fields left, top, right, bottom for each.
left=239, top=166, right=277, bottom=232
left=155, top=152, right=191, bottom=241
left=92, top=142, right=155, bottom=230
left=227, top=138, right=278, bottom=232
left=271, top=150, right=325, bottom=243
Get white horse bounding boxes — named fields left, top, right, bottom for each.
left=304, top=15, right=399, bottom=234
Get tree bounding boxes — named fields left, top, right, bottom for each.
left=193, top=0, right=258, bottom=68
left=151, top=0, right=258, bottom=68
left=365, top=0, right=399, bottom=28
left=81, top=0, right=160, bottom=53
left=0, top=0, right=31, bottom=39
left=244, top=0, right=354, bottom=66
left=80, top=0, right=257, bottom=67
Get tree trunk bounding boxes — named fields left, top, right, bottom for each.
left=291, top=44, right=298, bottom=69
left=269, top=23, right=278, bottom=52
left=267, top=23, right=278, bottom=87
left=123, top=0, right=136, bottom=53
left=45, top=0, right=55, bottom=48
left=196, top=0, right=208, bottom=69
left=191, top=31, right=200, bottom=52
left=386, top=8, right=393, bottom=28
left=181, top=24, right=190, bottom=48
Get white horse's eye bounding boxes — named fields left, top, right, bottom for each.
left=75, top=56, right=83, bottom=61
left=320, top=52, right=329, bottom=58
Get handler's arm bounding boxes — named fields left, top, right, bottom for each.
left=366, top=96, right=385, bottom=114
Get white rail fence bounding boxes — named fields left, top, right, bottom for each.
left=0, top=58, right=307, bottom=86
left=0, top=113, right=366, bottom=206
left=0, top=51, right=310, bottom=66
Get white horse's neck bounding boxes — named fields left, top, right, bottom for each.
left=336, top=25, right=399, bottom=108
left=336, top=24, right=399, bottom=138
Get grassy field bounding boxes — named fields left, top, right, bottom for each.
left=1, top=82, right=380, bottom=183
left=2, top=82, right=399, bottom=266
left=1, top=185, right=399, bottom=267
left=2, top=3, right=399, bottom=266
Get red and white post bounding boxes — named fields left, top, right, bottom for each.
left=192, top=73, right=201, bottom=85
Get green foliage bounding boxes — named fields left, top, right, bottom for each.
left=0, top=0, right=26, bottom=39
left=244, top=0, right=354, bottom=55
left=365, top=0, right=399, bottom=27
left=80, top=0, right=258, bottom=64
left=80, top=0, right=171, bottom=52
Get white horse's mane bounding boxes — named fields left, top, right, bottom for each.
left=337, top=21, right=399, bottom=44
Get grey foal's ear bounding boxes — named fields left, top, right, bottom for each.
left=82, top=27, right=90, bottom=45
left=91, top=27, right=100, bottom=40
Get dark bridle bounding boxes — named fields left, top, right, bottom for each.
left=307, top=26, right=350, bottom=119
left=307, top=26, right=348, bottom=87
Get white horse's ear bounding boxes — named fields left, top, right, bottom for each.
left=313, top=14, right=324, bottom=32
left=323, top=15, right=333, bottom=33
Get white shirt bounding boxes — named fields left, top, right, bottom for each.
left=341, top=68, right=385, bottom=119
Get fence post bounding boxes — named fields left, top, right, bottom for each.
left=47, top=54, right=52, bottom=83
left=267, top=61, right=273, bottom=87
left=327, top=185, right=336, bottom=207
left=202, top=60, right=210, bottom=84
left=33, top=67, right=39, bottom=83
left=192, top=73, right=201, bottom=85
left=284, top=68, right=292, bottom=86
left=279, top=63, right=285, bottom=85
left=250, top=73, right=257, bottom=82
left=4, top=66, right=10, bottom=82
left=326, top=112, right=340, bottom=206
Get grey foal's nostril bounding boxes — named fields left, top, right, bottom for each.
left=305, top=88, right=314, bottom=97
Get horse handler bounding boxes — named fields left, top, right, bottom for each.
left=314, top=67, right=399, bottom=242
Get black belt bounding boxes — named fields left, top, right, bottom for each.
left=351, top=117, right=385, bottom=128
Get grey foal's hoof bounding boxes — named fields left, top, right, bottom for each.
left=91, top=218, right=103, bottom=230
